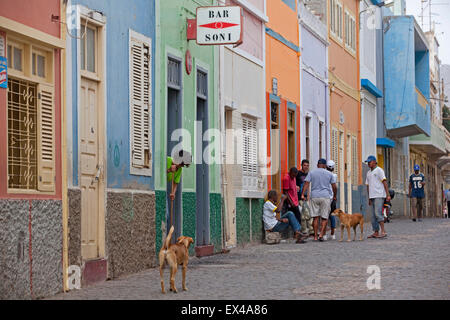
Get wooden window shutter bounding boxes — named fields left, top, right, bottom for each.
left=37, top=83, right=55, bottom=192
left=242, top=117, right=258, bottom=191
left=352, top=136, right=358, bottom=185
left=130, top=33, right=152, bottom=173
left=331, top=127, right=339, bottom=181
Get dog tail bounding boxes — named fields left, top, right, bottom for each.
left=163, top=225, right=175, bottom=251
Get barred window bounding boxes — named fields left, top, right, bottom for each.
left=7, top=79, right=38, bottom=190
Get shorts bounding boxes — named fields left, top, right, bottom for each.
left=310, top=198, right=331, bottom=219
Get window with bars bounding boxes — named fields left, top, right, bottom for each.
left=197, top=70, right=207, bottom=99
left=129, top=30, right=152, bottom=175
left=7, top=78, right=55, bottom=192
left=242, top=117, right=258, bottom=191
left=167, top=57, right=181, bottom=89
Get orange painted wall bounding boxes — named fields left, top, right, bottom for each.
left=328, top=0, right=361, bottom=184
left=265, top=0, right=301, bottom=190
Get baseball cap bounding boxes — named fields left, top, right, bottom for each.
left=414, top=164, right=420, bottom=171
left=318, top=158, right=327, bottom=165
left=365, top=155, right=377, bottom=163
left=327, top=160, right=335, bottom=169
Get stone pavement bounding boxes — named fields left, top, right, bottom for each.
left=48, top=218, right=450, bottom=300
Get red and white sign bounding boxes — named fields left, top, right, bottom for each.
left=196, top=6, right=243, bottom=45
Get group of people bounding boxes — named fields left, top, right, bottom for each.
left=263, top=158, right=339, bottom=243
left=263, top=155, right=428, bottom=243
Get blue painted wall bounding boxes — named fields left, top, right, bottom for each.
left=70, top=0, right=155, bottom=190
left=383, top=16, right=430, bottom=136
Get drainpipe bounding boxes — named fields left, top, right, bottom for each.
left=218, top=22, right=228, bottom=250
left=61, top=0, right=69, bottom=292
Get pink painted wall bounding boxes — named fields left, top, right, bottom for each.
left=227, top=0, right=264, bottom=61
left=240, top=8, right=263, bottom=60
left=0, top=0, right=60, bottom=38
left=247, top=0, right=264, bottom=12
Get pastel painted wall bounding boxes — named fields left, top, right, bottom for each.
left=383, top=15, right=430, bottom=137
left=0, top=0, right=60, bottom=38
left=69, top=0, right=155, bottom=191
left=0, top=1, right=63, bottom=200
left=328, top=0, right=361, bottom=185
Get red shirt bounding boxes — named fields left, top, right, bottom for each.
left=282, top=173, right=298, bottom=207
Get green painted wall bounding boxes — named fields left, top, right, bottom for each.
left=154, top=0, right=221, bottom=256
left=236, top=197, right=265, bottom=245
left=155, top=0, right=219, bottom=193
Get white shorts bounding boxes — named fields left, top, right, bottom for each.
left=310, top=198, right=331, bottom=219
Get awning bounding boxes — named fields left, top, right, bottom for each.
left=361, top=79, right=383, bottom=98
left=377, top=138, right=395, bottom=148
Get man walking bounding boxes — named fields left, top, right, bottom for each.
left=301, top=159, right=337, bottom=241
left=297, top=159, right=314, bottom=236
left=365, top=155, right=390, bottom=239
left=409, top=164, right=425, bottom=222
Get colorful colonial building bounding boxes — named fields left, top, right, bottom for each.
left=0, top=0, right=65, bottom=298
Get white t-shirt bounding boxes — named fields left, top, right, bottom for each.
left=365, top=166, right=387, bottom=199
left=329, top=173, right=337, bottom=199
left=263, top=200, right=278, bottom=230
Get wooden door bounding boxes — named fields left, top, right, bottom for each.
left=80, top=77, right=101, bottom=259
left=224, top=110, right=236, bottom=247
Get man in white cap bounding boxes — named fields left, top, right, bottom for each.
left=324, top=160, right=337, bottom=240
left=365, top=155, right=390, bottom=239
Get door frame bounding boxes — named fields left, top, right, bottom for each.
left=76, top=6, right=107, bottom=259
left=195, top=62, right=211, bottom=246
left=165, top=51, right=183, bottom=238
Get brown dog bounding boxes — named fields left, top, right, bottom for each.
left=331, top=209, right=364, bottom=242
left=159, top=225, right=194, bottom=293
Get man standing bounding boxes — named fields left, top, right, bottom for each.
left=324, top=160, right=337, bottom=240
left=301, top=159, right=337, bottom=241
left=409, top=164, right=425, bottom=222
left=296, top=159, right=313, bottom=236
left=282, top=167, right=302, bottom=226
left=365, top=155, right=391, bottom=239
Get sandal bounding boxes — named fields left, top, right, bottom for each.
left=318, top=237, right=324, bottom=242
left=375, top=233, right=387, bottom=239
left=367, top=233, right=378, bottom=239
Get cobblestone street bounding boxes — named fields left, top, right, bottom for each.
left=49, top=218, right=450, bottom=300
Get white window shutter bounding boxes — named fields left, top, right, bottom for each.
left=352, top=136, right=358, bottom=185
left=129, top=31, right=152, bottom=175
left=332, top=127, right=339, bottom=181
left=242, top=117, right=258, bottom=191
left=37, top=83, right=55, bottom=192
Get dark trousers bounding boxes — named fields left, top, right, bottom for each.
left=287, top=204, right=301, bottom=225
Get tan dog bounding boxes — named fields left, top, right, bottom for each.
left=331, top=209, right=364, bottom=242
left=159, top=225, right=194, bottom=293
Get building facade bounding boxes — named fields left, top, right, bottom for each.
left=327, top=0, right=362, bottom=214
left=154, top=0, right=222, bottom=257
left=265, top=0, right=301, bottom=193
left=299, top=1, right=330, bottom=167
left=0, top=0, right=65, bottom=298
left=65, top=0, right=156, bottom=285
left=220, top=0, right=267, bottom=247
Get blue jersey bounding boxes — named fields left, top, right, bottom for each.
left=410, top=174, right=425, bottom=198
